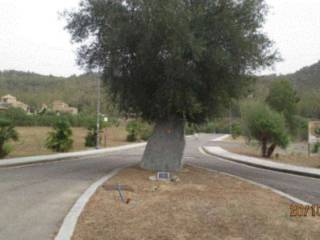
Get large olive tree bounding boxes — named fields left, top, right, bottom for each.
left=65, top=0, right=277, bottom=171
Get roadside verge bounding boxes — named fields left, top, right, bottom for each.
left=203, top=146, right=320, bottom=179
left=54, top=167, right=124, bottom=240
left=0, top=143, right=146, bottom=168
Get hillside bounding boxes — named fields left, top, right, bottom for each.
left=259, top=60, right=320, bottom=91
left=285, top=60, right=320, bottom=90
left=0, top=70, right=116, bottom=115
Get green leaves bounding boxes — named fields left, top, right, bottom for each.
left=241, top=101, right=289, bottom=157
left=0, top=118, right=18, bottom=158
left=46, top=119, right=73, bottom=152
left=126, top=119, right=153, bottom=142
left=65, top=0, right=276, bottom=123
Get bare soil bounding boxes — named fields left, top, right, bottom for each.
left=72, top=166, right=320, bottom=240
left=6, top=126, right=128, bottom=158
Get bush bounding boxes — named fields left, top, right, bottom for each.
left=185, top=123, right=196, bottom=135
left=85, top=128, right=98, bottom=147
left=85, top=117, right=121, bottom=147
left=198, top=122, right=216, bottom=133
left=292, top=115, right=308, bottom=141
left=126, top=119, right=153, bottom=142
left=126, top=120, right=141, bottom=142
left=231, top=122, right=242, bottom=139
left=46, top=119, right=73, bottom=152
left=212, top=119, right=229, bottom=134
left=313, top=142, right=320, bottom=154
left=0, top=118, right=18, bottom=158
left=84, top=123, right=103, bottom=147
left=140, top=124, right=153, bottom=141
left=0, top=107, right=97, bottom=127
left=241, top=101, right=289, bottom=158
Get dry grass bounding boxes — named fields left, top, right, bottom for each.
left=225, top=137, right=320, bottom=168
left=6, top=126, right=128, bottom=158
left=72, top=166, right=320, bottom=240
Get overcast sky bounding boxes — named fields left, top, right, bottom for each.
left=0, top=0, right=319, bottom=77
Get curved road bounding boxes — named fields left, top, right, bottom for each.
left=0, top=134, right=320, bottom=240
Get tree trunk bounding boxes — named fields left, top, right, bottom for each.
left=261, top=138, right=267, bottom=158
left=266, top=143, right=277, bottom=158
left=140, top=117, right=185, bottom=171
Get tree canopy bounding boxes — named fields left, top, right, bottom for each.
left=241, top=101, right=289, bottom=158
left=266, top=79, right=299, bottom=133
left=65, top=0, right=277, bottom=124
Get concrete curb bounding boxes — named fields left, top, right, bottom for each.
left=0, top=143, right=146, bottom=168
left=209, top=134, right=230, bottom=142
left=203, top=146, right=320, bottom=179
left=189, top=163, right=311, bottom=206
left=55, top=167, right=124, bottom=240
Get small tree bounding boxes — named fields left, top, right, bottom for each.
left=46, top=119, right=73, bottom=152
left=0, top=119, right=19, bottom=158
left=241, top=101, right=289, bottom=158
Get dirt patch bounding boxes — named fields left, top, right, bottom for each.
left=72, top=166, right=320, bottom=240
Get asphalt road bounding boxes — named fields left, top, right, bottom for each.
left=1, top=134, right=320, bottom=240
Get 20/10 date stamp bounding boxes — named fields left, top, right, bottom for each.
left=290, top=204, right=320, bottom=217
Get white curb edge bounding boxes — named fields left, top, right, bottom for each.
left=1, top=134, right=196, bottom=168
left=195, top=148, right=311, bottom=205
left=203, top=146, right=320, bottom=179
left=55, top=167, right=124, bottom=240
left=190, top=163, right=311, bottom=206
left=0, top=143, right=146, bottom=168
left=210, top=134, right=230, bottom=142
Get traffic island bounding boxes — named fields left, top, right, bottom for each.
left=71, top=165, right=320, bottom=240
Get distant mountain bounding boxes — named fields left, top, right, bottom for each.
left=285, top=60, right=320, bottom=90
left=259, top=60, right=320, bottom=91
left=0, top=70, right=116, bottom=115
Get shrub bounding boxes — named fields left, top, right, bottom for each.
left=126, top=119, right=153, bottom=142
left=126, top=120, right=141, bottom=142
left=185, top=123, right=196, bottom=135
left=212, top=119, right=229, bottom=133
left=0, top=118, right=19, bottom=158
left=85, top=117, right=121, bottom=147
left=85, top=128, right=99, bottom=147
left=46, top=119, right=73, bottom=152
left=0, top=107, right=97, bottom=127
left=231, top=122, right=242, bottom=139
left=241, top=101, right=289, bottom=158
left=313, top=143, right=320, bottom=154
left=85, top=123, right=103, bottom=147
left=292, top=115, right=308, bottom=141
left=140, top=123, right=153, bottom=141
left=198, top=122, right=216, bottom=133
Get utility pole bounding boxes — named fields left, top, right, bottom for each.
left=96, top=75, right=101, bottom=149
